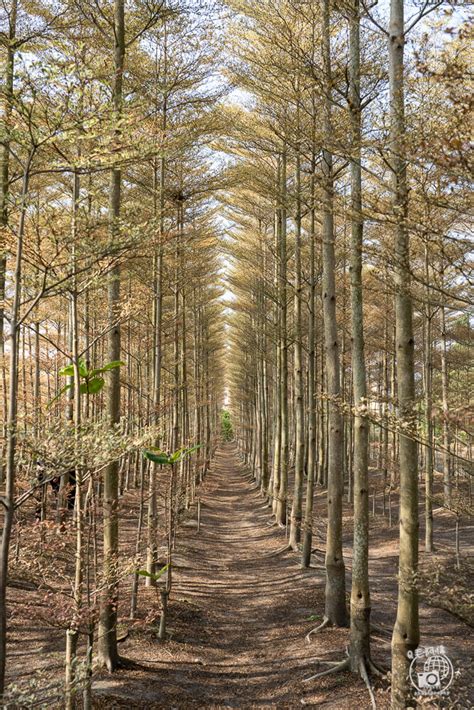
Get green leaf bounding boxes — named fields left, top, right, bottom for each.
left=79, top=377, right=105, bottom=395
left=47, top=383, right=73, bottom=407
left=175, top=444, right=202, bottom=462
left=59, top=358, right=88, bottom=378
left=183, top=444, right=202, bottom=457
left=143, top=450, right=170, bottom=465
left=90, top=360, right=125, bottom=376
left=136, top=563, right=169, bottom=581
left=78, top=358, right=88, bottom=377
left=168, top=444, right=202, bottom=464
left=154, top=563, right=170, bottom=580
left=170, top=449, right=184, bottom=463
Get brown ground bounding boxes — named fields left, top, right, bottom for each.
left=91, top=445, right=472, bottom=709
left=6, top=443, right=473, bottom=708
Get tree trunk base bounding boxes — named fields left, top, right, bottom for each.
left=304, top=654, right=378, bottom=709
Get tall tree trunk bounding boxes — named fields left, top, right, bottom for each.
left=0, top=0, right=17, bottom=470
left=302, top=138, right=317, bottom=568
left=98, top=0, right=125, bottom=672
left=348, top=0, right=371, bottom=672
left=276, top=146, right=289, bottom=526
left=272, top=180, right=282, bottom=515
left=65, top=174, right=83, bottom=707
left=321, top=0, right=347, bottom=627
left=172, top=203, right=181, bottom=452
left=290, top=141, right=304, bottom=549
left=0, top=152, right=32, bottom=696
left=389, top=0, right=420, bottom=704
left=424, top=247, right=433, bottom=552
left=440, top=305, right=451, bottom=507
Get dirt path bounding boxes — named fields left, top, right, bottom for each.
left=7, top=444, right=471, bottom=707
left=94, top=445, right=374, bottom=708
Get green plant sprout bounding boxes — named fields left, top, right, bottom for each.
left=48, top=358, right=125, bottom=406
left=141, top=444, right=201, bottom=640
left=136, top=563, right=170, bottom=583
left=143, top=444, right=202, bottom=466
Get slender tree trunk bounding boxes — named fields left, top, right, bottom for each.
left=321, top=0, right=347, bottom=627
left=440, top=305, right=451, bottom=507
left=424, top=247, right=433, bottom=552
left=65, top=171, right=83, bottom=710
left=276, top=147, right=289, bottom=526
left=98, top=0, right=125, bottom=672
left=259, top=239, right=270, bottom=494
left=290, top=140, right=304, bottom=549
left=348, top=0, right=371, bottom=671
left=0, top=152, right=32, bottom=697
left=389, top=0, right=420, bottom=704
left=0, top=1, right=17, bottom=442
left=302, top=141, right=317, bottom=568
left=272, top=189, right=282, bottom=515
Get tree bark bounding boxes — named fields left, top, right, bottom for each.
left=348, top=0, right=371, bottom=670
left=276, top=146, right=289, bottom=527
left=389, top=0, right=420, bottom=704
left=0, top=0, right=18, bottom=470
left=321, top=0, right=347, bottom=627
left=98, top=0, right=125, bottom=672
left=0, top=152, right=32, bottom=696
left=290, top=139, right=304, bottom=549
left=302, top=143, right=317, bottom=568
left=440, top=305, right=451, bottom=507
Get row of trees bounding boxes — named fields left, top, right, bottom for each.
left=0, top=0, right=225, bottom=704
left=223, top=0, right=471, bottom=707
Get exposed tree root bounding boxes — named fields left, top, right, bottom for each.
left=367, top=658, right=387, bottom=677
left=303, top=653, right=378, bottom=709
left=264, top=543, right=292, bottom=557
left=303, top=658, right=349, bottom=681
left=306, top=658, right=344, bottom=666
left=305, top=616, right=329, bottom=642
left=359, top=657, right=377, bottom=709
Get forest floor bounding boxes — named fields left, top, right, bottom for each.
left=92, top=445, right=473, bottom=709
left=6, top=443, right=473, bottom=708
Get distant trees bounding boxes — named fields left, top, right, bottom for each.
left=221, top=410, right=234, bottom=442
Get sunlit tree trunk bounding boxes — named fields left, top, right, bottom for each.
left=321, top=0, right=347, bottom=627
left=389, top=0, right=420, bottom=704
left=0, top=151, right=33, bottom=696
left=440, top=305, right=451, bottom=507
left=272, top=176, right=282, bottom=515
left=0, top=0, right=17, bottom=472
left=276, top=146, right=289, bottom=527
left=348, top=0, right=371, bottom=671
left=423, top=247, right=433, bottom=552
left=290, top=137, right=304, bottom=549
left=65, top=172, right=83, bottom=707
left=98, top=0, right=125, bottom=672
left=302, top=135, right=317, bottom=568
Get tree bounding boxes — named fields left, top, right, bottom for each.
left=388, top=0, right=420, bottom=704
